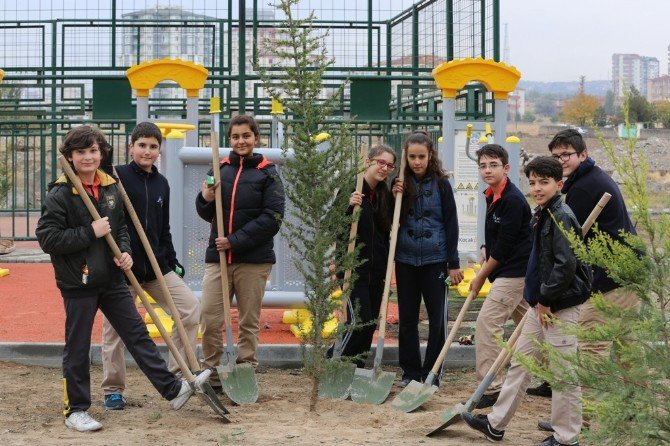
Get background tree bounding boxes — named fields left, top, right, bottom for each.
left=653, top=101, right=670, bottom=128
left=618, top=86, right=654, bottom=123
left=517, top=96, right=670, bottom=445
left=257, top=0, right=362, bottom=411
left=561, top=93, right=601, bottom=126
left=603, top=90, right=616, bottom=116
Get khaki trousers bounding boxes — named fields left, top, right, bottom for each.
left=200, top=262, right=272, bottom=375
left=579, top=287, right=640, bottom=357
left=488, top=305, right=582, bottom=445
left=475, top=277, right=528, bottom=395
left=101, top=272, right=200, bottom=394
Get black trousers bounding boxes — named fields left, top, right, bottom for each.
left=62, top=284, right=181, bottom=415
left=340, top=275, right=385, bottom=367
left=395, top=261, right=448, bottom=382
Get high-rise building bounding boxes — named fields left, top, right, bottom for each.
left=612, top=53, right=659, bottom=98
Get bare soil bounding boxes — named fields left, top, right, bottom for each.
left=0, top=361, right=553, bottom=446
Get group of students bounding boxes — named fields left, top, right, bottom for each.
left=36, top=116, right=636, bottom=445
left=37, top=116, right=284, bottom=432
left=458, top=129, right=639, bottom=446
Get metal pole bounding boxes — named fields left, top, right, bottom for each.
left=238, top=0, right=246, bottom=114
left=111, top=0, right=117, bottom=67
left=446, top=0, right=454, bottom=61
left=368, top=0, right=373, bottom=68
left=493, top=0, right=500, bottom=61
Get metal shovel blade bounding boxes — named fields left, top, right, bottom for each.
left=349, top=366, right=395, bottom=405
left=191, top=374, right=231, bottom=420
left=216, top=362, right=259, bottom=405
left=391, top=379, right=438, bottom=413
left=318, top=359, right=357, bottom=400
left=426, top=402, right=468, bottom=436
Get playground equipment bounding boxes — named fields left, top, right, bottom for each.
left=432, top=58, right=522, bottom=258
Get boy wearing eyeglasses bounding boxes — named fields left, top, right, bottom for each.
left=468, top=144, right=532, bottom=408
left=528, top=129, right=641, bottom=428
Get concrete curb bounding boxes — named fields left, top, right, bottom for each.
left=0, top=342, right=475, bottom=369
left=0, top=248, right=51, bottom=263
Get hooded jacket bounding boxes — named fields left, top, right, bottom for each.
left=195, top=151, right=285, bottom=264
left=36, top=169, right=131, bottom=297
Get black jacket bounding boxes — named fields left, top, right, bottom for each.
left=36, top=170, right=131, bottom=297
left=562, top=157, right=636, bottom=293
left=115, top=162, right=178, bottom=283
left=483, top=178, right=532, bottom=281
left=195, top=152, right=285, bottom=264
left=524, top=194, right=592, bottom=312
left=350, top=179, right=392, bottom=280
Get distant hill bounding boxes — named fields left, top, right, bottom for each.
left=518, top=80, right=611, bottom=97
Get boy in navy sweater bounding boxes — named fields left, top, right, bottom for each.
left=462, top=156, right=591, bottom=446
left=101, top=122, right=200, bottom=410
left=469, top=144, right=531, bottom=409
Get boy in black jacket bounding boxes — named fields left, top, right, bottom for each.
left=462, top=157, right=591, bottom=446
left=36, top=126, right=208, bottom=432
left=470, top=144, right=531, bottom=409
left=101, top=122, right=200, bottom=410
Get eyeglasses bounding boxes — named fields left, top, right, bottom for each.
left=371, top=159, right=396, bottom=170
left=478, top=163, right=503, bottom=170
left=551, top=152, right=578, bottom=162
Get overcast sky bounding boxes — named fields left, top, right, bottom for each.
left=501, top=0, right=669, bottom=82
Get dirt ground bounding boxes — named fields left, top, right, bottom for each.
left=0, top=361, right=554, bottom=446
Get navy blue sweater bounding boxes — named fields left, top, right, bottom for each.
left=115, top=162, right=178, bottom=283
left=562, top=157, right=636, bottom=293
left=483, top=178, right=532, bottom=281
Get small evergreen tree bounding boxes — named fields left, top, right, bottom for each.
left=257, top=0, right=362, bottom=411
left=517, top=96, right=670, bottom=445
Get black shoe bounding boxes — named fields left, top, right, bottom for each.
left=538, top=420, right=555, bottom=432
left=475, top=392, right=500, bottom=409
left=533, top=435, right=579, bottom=446
left=527, top=381, right=552, bottom=398
left=461, top=412, right=504, bottom=442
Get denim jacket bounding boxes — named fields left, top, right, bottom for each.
left=395, top=174, right=459, bottom=268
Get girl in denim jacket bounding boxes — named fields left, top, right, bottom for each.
left=394, top=131, right=462, bottom=387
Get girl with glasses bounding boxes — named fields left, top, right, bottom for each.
left=332, top=144, right=402, bottom=365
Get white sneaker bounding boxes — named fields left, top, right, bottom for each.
left=170, top=369, right=212, bottom=410
left=64, top=411, right=103, bottom=432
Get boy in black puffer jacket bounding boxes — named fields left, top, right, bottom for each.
left=462, top=156, right=591, bottom=446
left=197, top=115, right=285, bottom=382
left=36, top=126, right=208, bottom=433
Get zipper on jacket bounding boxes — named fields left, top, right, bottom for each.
left=227, top=162, right=244, bottom=264
left=142, top=177, right=150, bottom=280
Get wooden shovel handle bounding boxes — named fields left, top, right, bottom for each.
left=376, top=149, right=406, bottom=339
left=582, top=192, right=611, bottom=236
left=210, top=133, right=233, bottom=328
left=339, top=144, right=367, bottom=318
left=112, top=167, right=200, bottom=371
left=57, top=156, right=195, bottom=382
left=429, top=290, right=477, bottom=375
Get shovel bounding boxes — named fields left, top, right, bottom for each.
left=209, top=133, right=259, bottom=405
left=318, top=145, right=367, bottom=400
left=427, top=192, right=612, bottom=436
left=349, top=149, right=406, bottom=405
left=57, top=156, right=230, bottom=422
left=111, top=166, right=230, bottom=417
left=427, top=312, right=528, bottom=436
left=392, top=289, right=477, bottom=412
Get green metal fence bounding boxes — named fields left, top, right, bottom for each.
left=0, top=0, right=499, bottom=240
